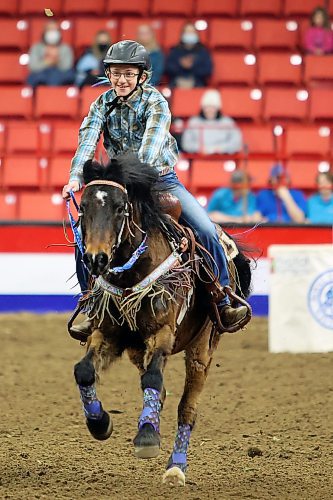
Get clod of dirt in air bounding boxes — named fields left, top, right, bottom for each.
left=44, top=8, right=54, bottom=16
left=247, top=446, right=263, bottom=458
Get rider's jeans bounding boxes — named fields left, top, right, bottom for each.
left=158, top=171, right=229, bottom=306
left=76, top=171, right=230, bottom=306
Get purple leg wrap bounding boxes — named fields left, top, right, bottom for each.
left=79, top=384, right=103, bottom=420
left=167, top=424, right=191, bottom=473
left=138, top=388, right=161, bottom=433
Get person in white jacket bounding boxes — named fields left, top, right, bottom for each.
left=181, top=89, right=243, bottom=154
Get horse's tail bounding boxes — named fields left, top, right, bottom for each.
left=229, top=234, right=262, bottom=300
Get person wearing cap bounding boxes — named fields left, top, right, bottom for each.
left=62, top=40, right=248, bottom=337
left=257, top=164, right=307, bottom=223
left=181, top=89, right=243, bottom=155
left=208, top=170, right=261, bottom=223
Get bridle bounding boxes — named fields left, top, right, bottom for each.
left=83, top=179, right=147, bottom=274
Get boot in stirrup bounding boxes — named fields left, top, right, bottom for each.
left=69, top=318, right=93, bottom=341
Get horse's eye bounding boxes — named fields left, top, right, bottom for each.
left=115, top=206, right=124, bottom=216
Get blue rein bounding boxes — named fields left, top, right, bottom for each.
left=66, top=189, right=148, bottom=274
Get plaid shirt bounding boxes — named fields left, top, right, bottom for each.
left=70, top=84, right=178, bottom=185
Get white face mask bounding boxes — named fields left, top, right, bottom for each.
left=44, top=30, right=61, bottom=46
left=181, top=33, right=199, bottom=45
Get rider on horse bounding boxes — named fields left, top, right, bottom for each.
left=62, top=40, right=248, bottom=337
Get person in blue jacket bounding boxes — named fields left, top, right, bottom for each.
left=165, top=22, right=213, bottom=88
left=257, top=164, right=307, bottom=223
left=307, top=171, right=333, bottom=224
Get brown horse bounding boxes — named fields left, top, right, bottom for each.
left=72, top=154, right=252, bottom=486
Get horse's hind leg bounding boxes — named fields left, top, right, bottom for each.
left=163, top=326, right=219, bottom=487
left=74, top=329, right=120, bottom=441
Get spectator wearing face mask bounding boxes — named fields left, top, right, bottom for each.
left=307, top=171, right=333, bottom=224
left=27, top=20, right=75, bottom=88
left=75, top=30, right=111, bottom=88
left=181, top=89, right=243, bottom=154
left=165, top=22, right=213, bottom=88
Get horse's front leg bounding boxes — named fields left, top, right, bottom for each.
left=74, top=329, right=116, bottom=441
left=133, top=326, right=174, bottom=459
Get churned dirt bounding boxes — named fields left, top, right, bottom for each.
left=0, top=313, right=332, bottom=500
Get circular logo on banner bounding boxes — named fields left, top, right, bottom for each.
left=308, top=270, right=333, bottom=330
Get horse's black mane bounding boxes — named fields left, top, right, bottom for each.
left=83, top=154, right=167, bottom=231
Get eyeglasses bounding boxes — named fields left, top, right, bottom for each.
left=109, top=71, right=140, bottom=80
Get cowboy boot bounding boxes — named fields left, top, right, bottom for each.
left=219, top=304, right=249, bottom=329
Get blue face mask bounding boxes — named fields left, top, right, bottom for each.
left=181, top=33, right=199, bottom=45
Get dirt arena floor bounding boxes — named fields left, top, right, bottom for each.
left=1, top=313, right=332, bottom=500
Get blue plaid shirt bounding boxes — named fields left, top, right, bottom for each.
left=70, top=84, right=178, bottom=185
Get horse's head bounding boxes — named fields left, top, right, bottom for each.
left=80, top=154, right=161, bottom=276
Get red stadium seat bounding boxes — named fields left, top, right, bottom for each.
left=0, top=193, right=18, bottom=220
left=304, top=55, right=333, bottom=84
left=263, top=88, right=309, bottom=122
left=171, top=88, right=207, bottom=118
left=0, top=86, right=33, bottom=118
left=164, top=18, right=208, bottom=50
left=212, top=52, right=256, bottom=86
left=119, top=18, right=163, bottom=46
left=239, top=159, right=272, bottom=188
left=52, top=125, right=79, bottom=154
left=239, top=0, right=282, bottom=17
left=195, top=0, right=238, bottom=16
left=241, top=125, right=277, bottom=156
left=0, top=0, right=18, bottom=15
left=254, top=20, right=299, bottom=51
left=80, top=85, right=109, bottom=118
left=210, top=20, right=254, bottom=50
left=284, top=0, right=320, bottom=17
left=106, top=0, right=149, bottom=15
left=19, top=192, right=65, bottom=222
left=221, top=87, right=263, bottom=122
left=6, top=122, right=39, bottom=154
left=3, top=157, right=40, bottom=187
left=309, top=89, right=333, bottom=122
left=63, top=0, right=105, bottom=15
left=191, top=159, right=231, bottom=191
left=49, top=157, right=73, bottom=188
left=258, top=52, right=302, bottom=86
left=0, top=53, right=27, bottom=83
left=151, top=0, right=194, bottom=16
left=35, top=87, right=79, bottom=119
left=287, top=160, right=321, bottom=189
left=74, top=18, right=119, bottom=52
left=19, top=0, right=62, bottom=15
left=0, top=122, right=5, bottom=155
left=285, top=126, right=332, bottom=158
left=0, top=19, right=29, bottom=50
left=29, top=18, right=73, bottom=46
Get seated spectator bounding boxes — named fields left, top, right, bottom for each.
left=304, top=6, right=333, bottom=55
left=136, top=24, right=164, bottom=86
left=307, top=171, right=333, bottom=224
left=75, top=30, right=111, bottom=88
left=257, top=164, right=307, bottom=223
left=27, top=20, right=75, bottom=88
left=165, top=22, right=212, bottom=88
left=208, top=170, right=261, bottom=224
left=181, top=89, right=243, bottom=154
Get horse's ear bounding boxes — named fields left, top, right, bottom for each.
left=83, top=160, right=104, bottom=185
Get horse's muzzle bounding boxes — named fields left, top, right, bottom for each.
left=83, top=252, right=109, bottom=276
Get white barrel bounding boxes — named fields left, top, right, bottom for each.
left=269, top=244, right=333, bottom=353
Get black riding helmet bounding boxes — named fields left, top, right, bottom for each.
left=103, top=40, right=151, bottom=71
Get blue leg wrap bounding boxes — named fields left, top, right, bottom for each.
left=79, top=384, right=103, bottom=420
left=167, top=424, right=191, bottom=473
left=138, top=388, right=161, bottom=433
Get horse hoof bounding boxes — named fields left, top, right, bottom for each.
left=133, top=423, right=160, bottom=459
left=86, top=410, right=113, bottom=441
left=162, top=467, right=186, bottom=487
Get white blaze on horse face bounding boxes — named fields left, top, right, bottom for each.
left=96, top=190, right=108, bottom=206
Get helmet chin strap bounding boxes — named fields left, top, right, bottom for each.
left=105, top=68, right=144, bottom=118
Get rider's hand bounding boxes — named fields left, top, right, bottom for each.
left=62, top=180, right=80, bottom=200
